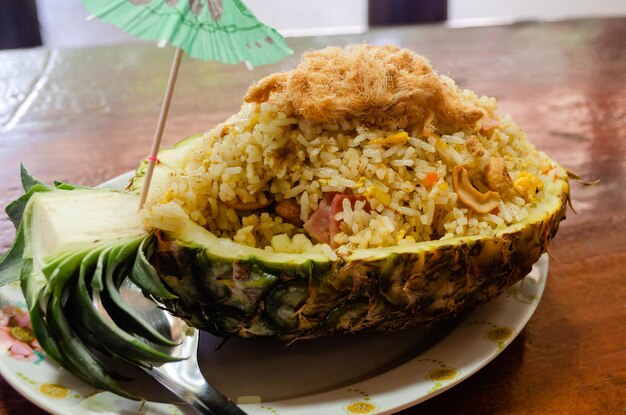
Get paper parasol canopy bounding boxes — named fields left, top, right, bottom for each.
left=80, top=0, right=294, bottom=206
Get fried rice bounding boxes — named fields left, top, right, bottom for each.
left=141, top=45, right=564, bottom=256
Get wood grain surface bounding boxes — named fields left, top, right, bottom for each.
left=0, top=17, right=624, bottom=415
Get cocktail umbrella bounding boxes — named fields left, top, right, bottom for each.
left=80, top=0, right=293, bottom=206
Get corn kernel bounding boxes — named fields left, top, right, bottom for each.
left=371, top=131, right=409, bottom=146
left=396, top=229, right=407, bottom=242
left=354, top=177, right=366, bottom=188
left=514, top=172, right=544, bottom=202
left=246, top=113, right=259, bottom=132
left=160, top=189, right=175, bottom=204
left=364, top=185, right=391, bottom=206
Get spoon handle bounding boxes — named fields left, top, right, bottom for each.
left=146, top=332, right=247, bottom=415
left=149, top=365, right=246, bottom=415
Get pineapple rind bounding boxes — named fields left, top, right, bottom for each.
left=154, top=179, right=568, bottom=339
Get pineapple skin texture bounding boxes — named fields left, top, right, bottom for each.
left=153, top=180, right=569, bottom=340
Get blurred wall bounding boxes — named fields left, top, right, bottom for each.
left=449, top=0, right=626, bottom=22
left=26, top=0, right=626, bottom=50
left=0, top=0, right=42, bottom=49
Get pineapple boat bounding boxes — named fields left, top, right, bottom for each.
left=0, top=45, right=568, bottom=396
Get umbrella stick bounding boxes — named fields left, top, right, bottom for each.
left=138, top=46, right=184, bottom=209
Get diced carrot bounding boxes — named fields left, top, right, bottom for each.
left=423, top=172, right=439, bottom=187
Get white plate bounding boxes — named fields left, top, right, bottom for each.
left=0, top=173, right=548, bottom=415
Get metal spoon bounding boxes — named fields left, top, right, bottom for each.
left=93, top=278, right=247, bottom=415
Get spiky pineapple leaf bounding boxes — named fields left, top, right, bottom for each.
left=0, top=182, right=53, bottom=286
left=53, top=181, right=91, bottom=191
left=45, top=284, right=138, bottom=399
left=0, top=225, right=26, bottom=286
left=44, top=247, right=97, bottom=291
left=29, top=298, right=68, bottom=367
left=17, top=190, right=78, bottom=369
left=5, top=184, right=52, bottom=228
left=70, top=244, right=183, bottom=366
left=4, top=182, right=186, bottom=399
left=130, top=235, right=177, bottom=300
left=96, top=236, right=178, bottom=347
left=20, top=164, right=47, bottom=193
left=91, top=242, right=116, bottom=292
left=102, top=270, right=179, bottom=347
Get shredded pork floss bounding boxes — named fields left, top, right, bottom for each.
left=245, top=44, right=484, bottom=135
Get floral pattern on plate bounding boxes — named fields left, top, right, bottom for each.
left=0, top=304, right=44, bottom=363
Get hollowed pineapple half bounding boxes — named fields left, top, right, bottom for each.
left=129, top=134, right=569, bottom=340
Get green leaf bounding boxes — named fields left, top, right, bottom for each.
left=102, top=270, right=179, bottom=347
left=69, top=249, right=134, bottom=383
left=5, top=184, right=52, bottom=229
left=45, top=284, right=138, bottom=399
left=91, top=243, right=116, bottom=292
left=92, top=238, right=138, bottom=292
left=18, top=201, right=72, bottom=368
left=0, top=224, right=25, bottom=286
left=71, top=255, right=184, bottom=366
left=29, top=299, right=66, bottom=366
left=97, top=236, right=178, bottom=347
left=19, top=260, right=65, bottom=366
left=54, top=181, right=90, bottom=191
left=45, top=246, right=102, bottom=294
left=79, top=248, right=105, bottom=284
left=130, top=235, right=177, bottom=300
left=20, top=164, right=47, bottom=192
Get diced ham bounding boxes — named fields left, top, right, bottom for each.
left=303, top=192, right=368, bottom=247
left=480, top=118, right=500, bottom=137
left=323, top=191, right=342, bottom=204
left=303, top=199, right=332, bottom=244
left=329, top=195, right=368, bottom=248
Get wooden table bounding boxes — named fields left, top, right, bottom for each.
left=1, top=17, right=624, bottom=415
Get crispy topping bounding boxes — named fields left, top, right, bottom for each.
left=452, top=166, right=500, bottom=213
left=244, top=45, right=483, bottom=132
left=466, top=135, right=485, bottom=158
left=484, top=157, right=513, bottom=200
